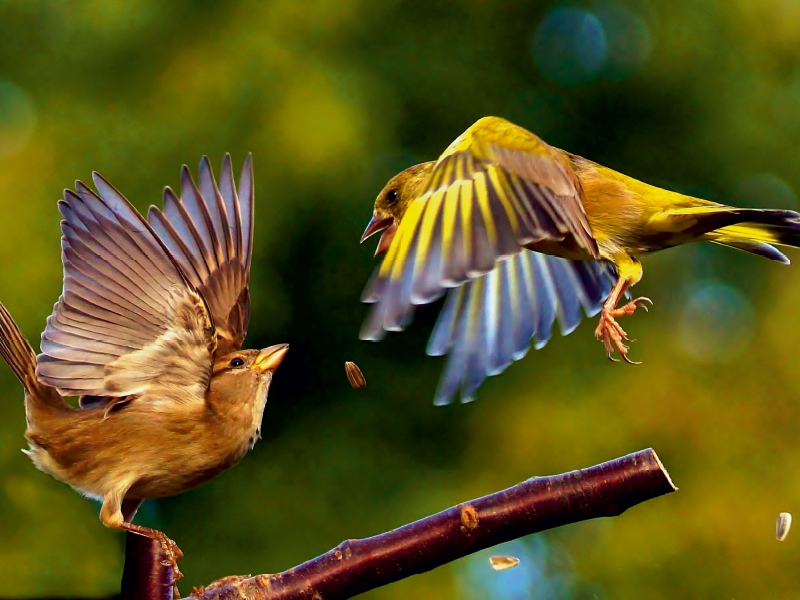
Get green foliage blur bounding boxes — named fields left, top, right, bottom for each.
left=0, top=0, right=798, bottom=598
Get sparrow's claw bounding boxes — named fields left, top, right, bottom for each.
left=158, top=535, right=183, bottom=579
left=116, top=522, right=184, bottom=595
left=156, top=536, right=184, bottom=597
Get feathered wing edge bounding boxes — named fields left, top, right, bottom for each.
left=426, top=254, right=617, bottom=406
left=148, top=155, right=254, bottom=355
left=35, top=173, right=216, bottom=401
left=359, top=146, right=597, bottom=342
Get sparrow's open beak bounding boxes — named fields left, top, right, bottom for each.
left=360, top=214, right=393, bottom=244
left=251, top=344, right=289, bottom=373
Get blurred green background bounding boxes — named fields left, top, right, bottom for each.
left=0, top=0, right=798, bottom=598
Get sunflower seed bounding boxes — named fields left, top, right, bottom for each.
left=489, top=555, right=520, bottom=571
left=345, top=361, right=366, bottom=390
left=777, top=512, right=792, bottom=541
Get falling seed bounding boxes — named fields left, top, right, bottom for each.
left=345, top=361, right=366, bottom=390
left=777, top=512, right=792, bottom=541
left=489, top=555, right=520, bottom=571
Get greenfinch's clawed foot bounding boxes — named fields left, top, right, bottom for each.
left=595, top=298, right=651, bottom=363
left=595, top=311, right=631, bottom=362
left=609, top=296, right=653, bottom=318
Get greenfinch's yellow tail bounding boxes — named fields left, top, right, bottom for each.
left=651, top=206, right=800, bottom=263
left=709, top=209, right=800, bottom=263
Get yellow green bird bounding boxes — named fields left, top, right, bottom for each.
left=360, top=116, right=800, bottom=405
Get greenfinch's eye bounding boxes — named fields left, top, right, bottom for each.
left=386, top=189, right=398, bottom=204
left=229, top=357, right=245, bottom=368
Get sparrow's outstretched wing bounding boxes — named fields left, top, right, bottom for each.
left=148, top=155, right=254, bottom=356
left=36, top=174, right=216, bottom=406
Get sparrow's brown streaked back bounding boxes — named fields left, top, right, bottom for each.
left=0, top=155, right=287, bottom=583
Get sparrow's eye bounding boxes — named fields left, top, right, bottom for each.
left=385, top=189, right=398, bottom=204
left=229, top=357, right=245, bottom=368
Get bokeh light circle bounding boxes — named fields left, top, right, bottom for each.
left=532, top=7, right=607, bottom=85
left=678, top=280, right=756, bottom=364
left=458, top=537, right=581, bottom=600
left=595, top=2, right=651, bottom=80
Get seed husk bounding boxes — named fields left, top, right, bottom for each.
left=777, top=512, right=792, bottom=542
left=345, top=361, right=366, bottom=390
left=489, top=555, right=520, bottom=571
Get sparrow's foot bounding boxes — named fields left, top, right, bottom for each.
left=156, top=532, right=184, bottom=578
left=594, top=297, right=652, bottom=364
left=149, top=530, right=183, bottom=598
left=119, top=522, right=184, bottom=594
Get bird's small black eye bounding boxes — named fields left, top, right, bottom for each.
left=386, top=189, right=398, bottom=204
left=229, top=357, right=245, bottom=368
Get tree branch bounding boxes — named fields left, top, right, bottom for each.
left=190, top=448, right=675, bottom=600
left=120, top=532, right=174, bottom=600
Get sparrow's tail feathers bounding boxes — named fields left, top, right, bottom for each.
left=0, top=302, right=67, bottom=411
left=0, top=302, right=38, bottom=387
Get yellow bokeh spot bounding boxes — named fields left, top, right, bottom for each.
left=270, top=75, right=365, bottom=174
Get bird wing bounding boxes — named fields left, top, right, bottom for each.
left=361, top=116, right=598, bottom=338
left=35, top=173, right=216, bottom=405
left=427, top=253, right=617, bottom=405
left=148, top=155, right=254, bottom=356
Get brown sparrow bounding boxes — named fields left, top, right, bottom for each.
left=0, top=155, right=287, bottom=582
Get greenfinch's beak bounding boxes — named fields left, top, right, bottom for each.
left=251, top=344, right=289, bottom=373
left=374, top=223, right=397, bottom=256
left=360, top=215, right=393, bottom=243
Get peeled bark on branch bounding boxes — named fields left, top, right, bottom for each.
left=187, top=448, right=675, bottom=600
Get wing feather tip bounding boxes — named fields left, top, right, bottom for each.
left=433, top=394, right=454, bottom=406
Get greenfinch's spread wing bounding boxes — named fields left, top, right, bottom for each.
left=427, top=253, right=617, bottom=405
left=361, top=116, right=598, bottom=338
left=148, top=155, right=253, bottom=356
left=36, top=174, right=216, bottom=404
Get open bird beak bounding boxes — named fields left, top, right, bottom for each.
left=251, top=344, right=289, bottom=373
left=361, top=215, right=397, bottom=256
left=373, top=223, right=397, bottom=256
left=360, top=215, right=393, bottom=243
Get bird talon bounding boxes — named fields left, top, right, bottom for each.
left=596, top=289, right=650, bottom=362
